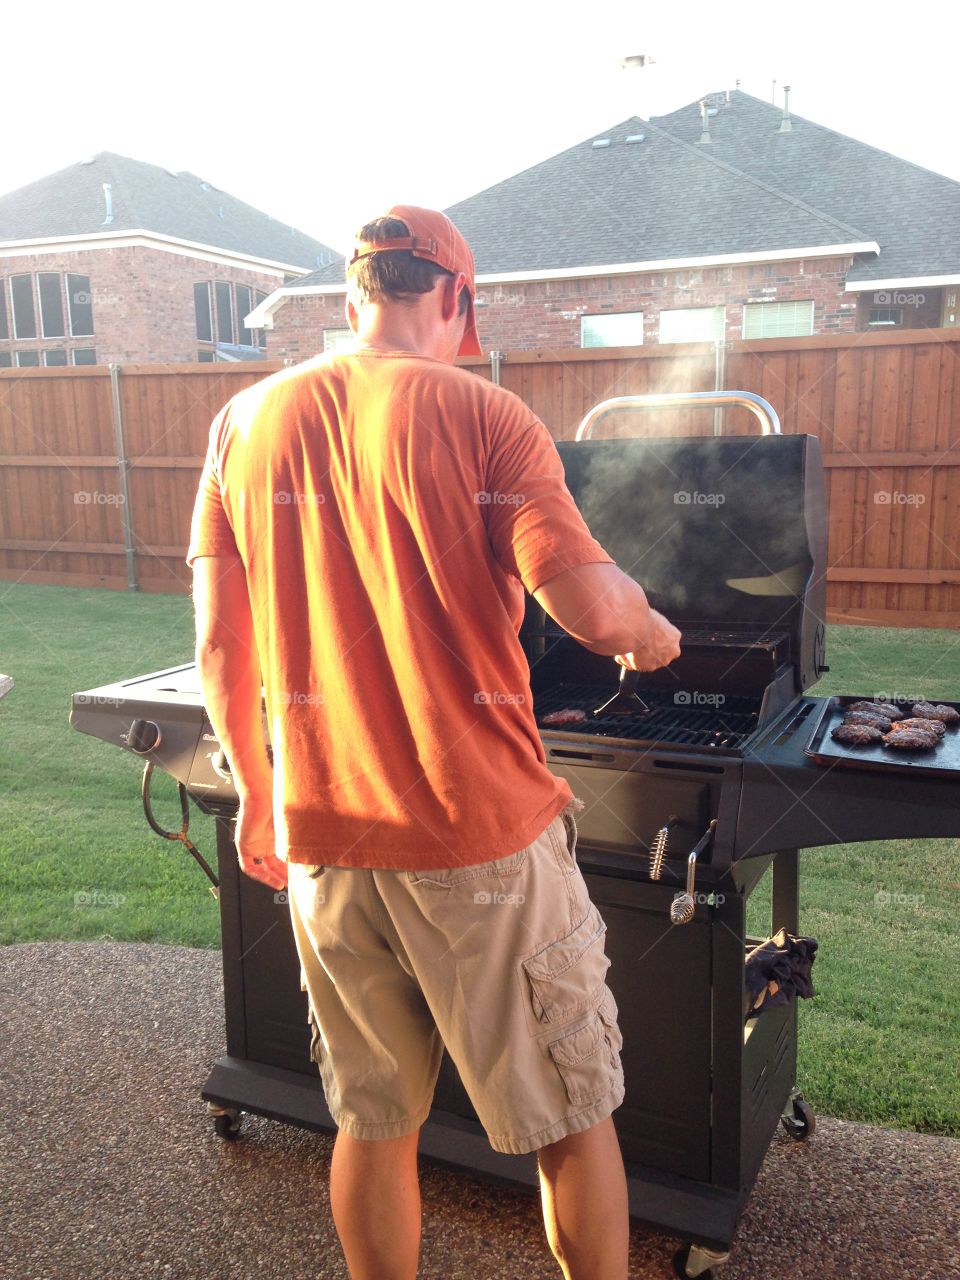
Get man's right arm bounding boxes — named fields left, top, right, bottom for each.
left=534, top=562, right=681, bottom=672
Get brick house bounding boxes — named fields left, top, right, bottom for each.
left=0, top=152, right=338, bottom=367
left=251, top=91, right=960, bottom=359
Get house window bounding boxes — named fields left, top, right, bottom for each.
left=197, top=350, right=215, bottom=363
left=72, top=348, right=97, bottom=365
left=581, top=312, right=644, bottom=348
left=215, top=281, right=234, bottom=344
left=38, top=273, right=66, bottom=338
left=43, top=350, right=69, bottom=366
left=658, top=306, right=726, bottom=344
left=868, top=307, right=903, bottom=327
left=0, top=282, right=8, bottom=340
left=194, top=283, right=213, bottom=342
left=235, top=285, right=253, bottom=343
left=11, top=275, right=37, bottom=339
left=742, top=300, right=814, bottom=339
left=0, top=352, right=12, bottom=368
left=67, top=275, right=94, bottom=337
left=16, top=350, right=40, bottom=367
left=323, top=328, right=354, bottom=353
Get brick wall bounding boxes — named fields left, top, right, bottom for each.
left=0, top=246, right=285, bottom=365
left=265, top=256, right=866, bottom=359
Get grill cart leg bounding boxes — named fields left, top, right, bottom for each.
left=207, top=1100, right=242, bottom=1141
left=673, top=1242, right=731, bottom=1278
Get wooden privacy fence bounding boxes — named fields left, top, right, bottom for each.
left=1, top=327, right=958, bottom=628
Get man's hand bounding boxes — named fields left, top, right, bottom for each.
left=235, top=790, right=288, bottom=891
left=616, top=610, right=682, bottom=672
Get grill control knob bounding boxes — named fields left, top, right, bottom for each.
left=126, top=718, right=162, bottom=755
left=212, top=747, right=232, bottom=779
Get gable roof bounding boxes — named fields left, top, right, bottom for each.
left=0, top=152, right=339, bottom=273
left=651, top=91, right=960, bottom=284
left=294, top=114, right=874, bottom=290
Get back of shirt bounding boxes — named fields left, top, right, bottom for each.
left=187, top=350, right=613, bottom=869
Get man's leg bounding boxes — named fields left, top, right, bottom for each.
left=329, top=1127, right=422, bottom=1280
left=537, top=1116, right=629, bottom=1280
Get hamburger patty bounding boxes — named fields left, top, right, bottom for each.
left=911, top=702, right=960, bottom=725
left=887, top=717, right=946, bottom=739
left=842, top=709, right=893, bottom=731
left=881, top=727, right=937, bottom=751
left=848, top=700, right=905, bottom=721
left=832, top=722, right=883, bottom=745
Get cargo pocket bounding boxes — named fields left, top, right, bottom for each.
left=548, top=989, right=622, bottom=1107
left=521, top=903, right=610, bottom=1026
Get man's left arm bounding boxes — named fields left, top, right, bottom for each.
left=192, top=553, right=287, bottom=891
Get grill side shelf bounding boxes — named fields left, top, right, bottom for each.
left=805, top=695, right=960, bottom=779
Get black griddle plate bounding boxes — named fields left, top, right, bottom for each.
left=805, top=695, right=960, bottom=778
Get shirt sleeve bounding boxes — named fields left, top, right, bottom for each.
left=483, top=402, right=614, bottom=594
left=185, top=407, right=239, bottom=567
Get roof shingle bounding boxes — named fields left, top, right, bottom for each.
left=0, top=152, right=339, bottom=272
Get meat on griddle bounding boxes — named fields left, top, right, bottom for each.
left=848, top=701, right=906, bottom=721
left=832, top=722, right=884, bottom=746
left=881, top=727, right=938, bottom=751
left=842, top=709, right=893, bottom=731
left=911, top=702, right=960, bottom=725
left=887, top=716, right=946, bottom=739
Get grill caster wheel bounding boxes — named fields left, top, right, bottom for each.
left=781, top=1090, right=816, bottom=1141
left=209, top=1105, right=242, bottom=1141
left=673, top=1242, right=731, bottom=1278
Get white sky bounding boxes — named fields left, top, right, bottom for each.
left=4, top=0, right=959, bottom=254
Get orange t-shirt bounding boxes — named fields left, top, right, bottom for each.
left=187, top=350, right=614, bottom=869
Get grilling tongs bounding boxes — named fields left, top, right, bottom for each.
left=593, top=664, right=649, bottom=717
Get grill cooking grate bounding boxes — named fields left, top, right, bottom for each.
left=534, top=682, right=762, bottom=752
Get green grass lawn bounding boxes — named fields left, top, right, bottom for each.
left=1, top=581, right=958, bottom=1136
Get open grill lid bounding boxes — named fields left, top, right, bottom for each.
left=521, top=403, right=828, bottom=696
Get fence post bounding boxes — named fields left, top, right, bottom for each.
left=109, top=363, right=139, bottom=591
left=489, top=350, right=503, bottom=386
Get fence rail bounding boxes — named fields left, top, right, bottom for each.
left=1, top=328, right=958, bottom=628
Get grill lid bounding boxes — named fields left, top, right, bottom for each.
left=542, top=433, right=828, bottom=692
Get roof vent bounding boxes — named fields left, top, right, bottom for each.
left=102, top=183, right=114, bottom=225
left=698, top=99, right=712, bottom=144
left=626, top=133, right=645, bottom=143
left=218, top=206, right=225, bottom=219
left=200, top=181, right=211, bottom=191
left=165, top=168, right=179, bottom=178
left=778, top=85, right=793, bottom=133
left=707, top=106, right=719, bottom=116
left=592, top=138, right=612, bottom=148
left=80, top=156, right=96, bottom=166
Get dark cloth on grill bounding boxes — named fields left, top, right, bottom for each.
left=745, top=928, right=819, bottom=1016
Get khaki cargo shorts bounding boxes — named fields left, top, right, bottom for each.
left=286, top=802, right=624, bottom=1155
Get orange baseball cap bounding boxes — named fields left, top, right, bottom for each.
left=349, top=205, right=482, bottom=357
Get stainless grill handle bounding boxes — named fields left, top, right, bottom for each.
left=669, top=819, right=717, bottom=926
left=575, top=391, right=782, bottom=440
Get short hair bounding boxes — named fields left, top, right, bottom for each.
left=347, top=215, right=470, bottom=316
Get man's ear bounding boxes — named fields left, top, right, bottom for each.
left=345, top=294, right=360, bottom=334
left=440, top=271, right=467, bottom=323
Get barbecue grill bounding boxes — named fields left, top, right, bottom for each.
left=71, top=391, right=960, bottom=1280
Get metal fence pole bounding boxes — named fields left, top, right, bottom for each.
left=713, top=340, right=728, bottom=435
left=489, top=350, right=502, bottom=386
left=109, top=363, right=139, bottom=591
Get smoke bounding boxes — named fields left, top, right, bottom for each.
left=564, top=435, right=812, bottom=623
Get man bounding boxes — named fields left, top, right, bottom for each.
left=188, top=206, right=681, bottom=1280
